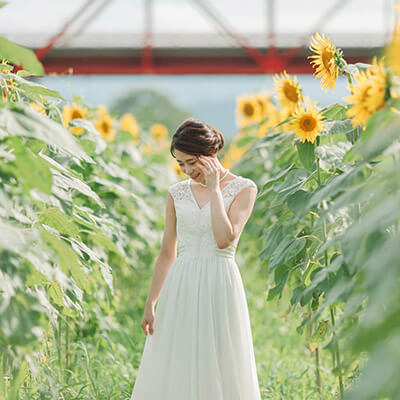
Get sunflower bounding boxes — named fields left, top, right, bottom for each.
left=364, top=58, right=387, bottom=112
left=1, top=60, right=16, bottom=103
left=253, top=91, right=272, bottom=119
left=257, top=99, right=281, bottom=137
left=120, top=113, right=139, bottom=141
left=95, top=113, right=115, bottom=141
left=273, top=71, right=303, bottom=114
left=308, top=32, right=339, bottom=92
left=386, top=23, right=400, bottom=77
left=62, top=103, right=87, bottom=136
left=29, top=102, right=46, bottom=115
left=344, top=58, right=387, bottom=128
left=236, top=94, right=263, bottom=127
left=150, top=123, right=168, bottom=139
left=140, top=144, right=152, bottom=154
left=290, top=104, right=324, bottom=144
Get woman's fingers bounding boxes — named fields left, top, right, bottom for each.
left=141, top=318, right=154, bottom=335
left=149, top=320, right=154, bottom=335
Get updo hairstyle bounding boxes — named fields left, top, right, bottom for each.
left=170, top=118, right=225, bottom=158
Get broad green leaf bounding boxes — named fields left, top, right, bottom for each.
left=0, top=219, right=37, bottom=252
left=0, top=291, right=42, bottom=346
left=19, top=83, right=63, bottom=100
left=296, top=141, right=315, bottom=171
left=269, top=237, right=306, bottom=272
left=323, top=119, right=354, bottom=136
left=272, top=168, right=309, bottom=199
left=315, top=142, right=352, bottom=172
left=0, top=104, right=93, bottom=163
left=267, top=264, right=289, bottom=301
left=0, top=36, right=44, bottom=75
left=286, top=189, right=312, bottom=218
left=38, top=208, right=80, bottom=239
left=40, top=228, right=87, bottom=291
left=1, top=137, right=52, bottom=195
left=322, top=103, right=347, bottom=120
left=235, top=135, right=258, bottom=148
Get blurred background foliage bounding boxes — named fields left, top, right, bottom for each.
left=1, top=5, right=400, bottom=399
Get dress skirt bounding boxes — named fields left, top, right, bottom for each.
left=130, top=253, right=261, bottom=400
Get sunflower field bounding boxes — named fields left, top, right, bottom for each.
left=1, top=10, right=400, bottom=400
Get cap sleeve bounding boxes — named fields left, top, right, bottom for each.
left=168, top=180, right=190, bottom=203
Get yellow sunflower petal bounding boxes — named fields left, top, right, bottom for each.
left=273, top=71, right=303, bottom=114
left=308, top=32, right=339, bottom=92
left=290, top=104, right=324, bottom=144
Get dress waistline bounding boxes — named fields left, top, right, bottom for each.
left=176, top=252, right=235, bottom=260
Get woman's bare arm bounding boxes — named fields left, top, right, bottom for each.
left=210, top=186, right=257, bottom=249
left=141, top=191, right=177, bottom=335
left=145, top=192, right=177, bottom=308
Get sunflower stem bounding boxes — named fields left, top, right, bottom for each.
left=308, top=303, right=323, bottom=395
left=318, top=149, right=345, bottom=398
left=330, top=307, right=345, bottom=399
left=346, top=73, right=354, bottom=95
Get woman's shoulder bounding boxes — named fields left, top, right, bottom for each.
left=234, top=175, right=258, bottom=193
left=168, top=178, right=190, bottom=199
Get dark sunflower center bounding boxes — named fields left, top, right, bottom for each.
left=243, top=103, right=255, bottom=116
left=283, top=83, right=299, bottom=103
left=71, top=110, right=84, bottom=119
left=322, top=49, right=334, bottom=72
left=300, top=115, right=317, bottom=132
left=101, top=121, right=111, bottom=133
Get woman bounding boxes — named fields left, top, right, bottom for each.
left=131, top=118, right=261, bottom=399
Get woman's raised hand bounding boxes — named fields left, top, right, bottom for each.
left=196, top=155, right=220, bottom=190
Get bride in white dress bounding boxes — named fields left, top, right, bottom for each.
left=131, top=118, right=261, bottom=400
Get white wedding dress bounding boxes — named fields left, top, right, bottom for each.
left=131, top=175, right=262, bottom=400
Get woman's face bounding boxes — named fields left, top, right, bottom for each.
left=174, top=149, right=215, bottom=181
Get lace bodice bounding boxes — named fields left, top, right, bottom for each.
left=168, top=176, right=258, bottom=259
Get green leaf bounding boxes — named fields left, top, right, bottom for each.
left=272, top=168, right=309, bottom=200
left=269, top=237, right=306, bottom=272
left=315, top=142, right=352, bottom=172
left=38, top=208, right=80, bottom=239
left=322, top=103, right=347, bottom=120
left=0, top=36, right=44, bottom=75
left=267, top=264, right=289, bottom=301
left=343, top=63, right=360, bottom=76
left=358, top=110, right=400, bottom=161
left=1, top=137, right=53, bottom=194
left=260, top=164, right=295, bottom=194
left=296, top=141, right=315, bottom=171
left=0, top=219, right=37, bottom=253
left=323, top=119, right=354, bottom=136
left=286, top=189, right=312, bottom=218
left=0, top=104, right=92, bottom=163
left=19, top=83, right=63, bottom=100
left=235, top=135, right=258, bottom=148
left=40, top=228, right=87, bottom=291
left=0, top=291, right=42, bottom=346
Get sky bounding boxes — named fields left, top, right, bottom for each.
left=0, top=0, right=398, bottom=48
left=1, top=0, right=398, bottom=136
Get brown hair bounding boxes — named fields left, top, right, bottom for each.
left=170, top=118, right=225, bottom=158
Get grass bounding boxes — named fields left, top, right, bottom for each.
left=20, top=241, right=345, bottom=399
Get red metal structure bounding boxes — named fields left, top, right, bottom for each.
left=34, top=0, right=378, bottom=75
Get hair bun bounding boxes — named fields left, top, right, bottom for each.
left=170, top=118, right=225, bottom=158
